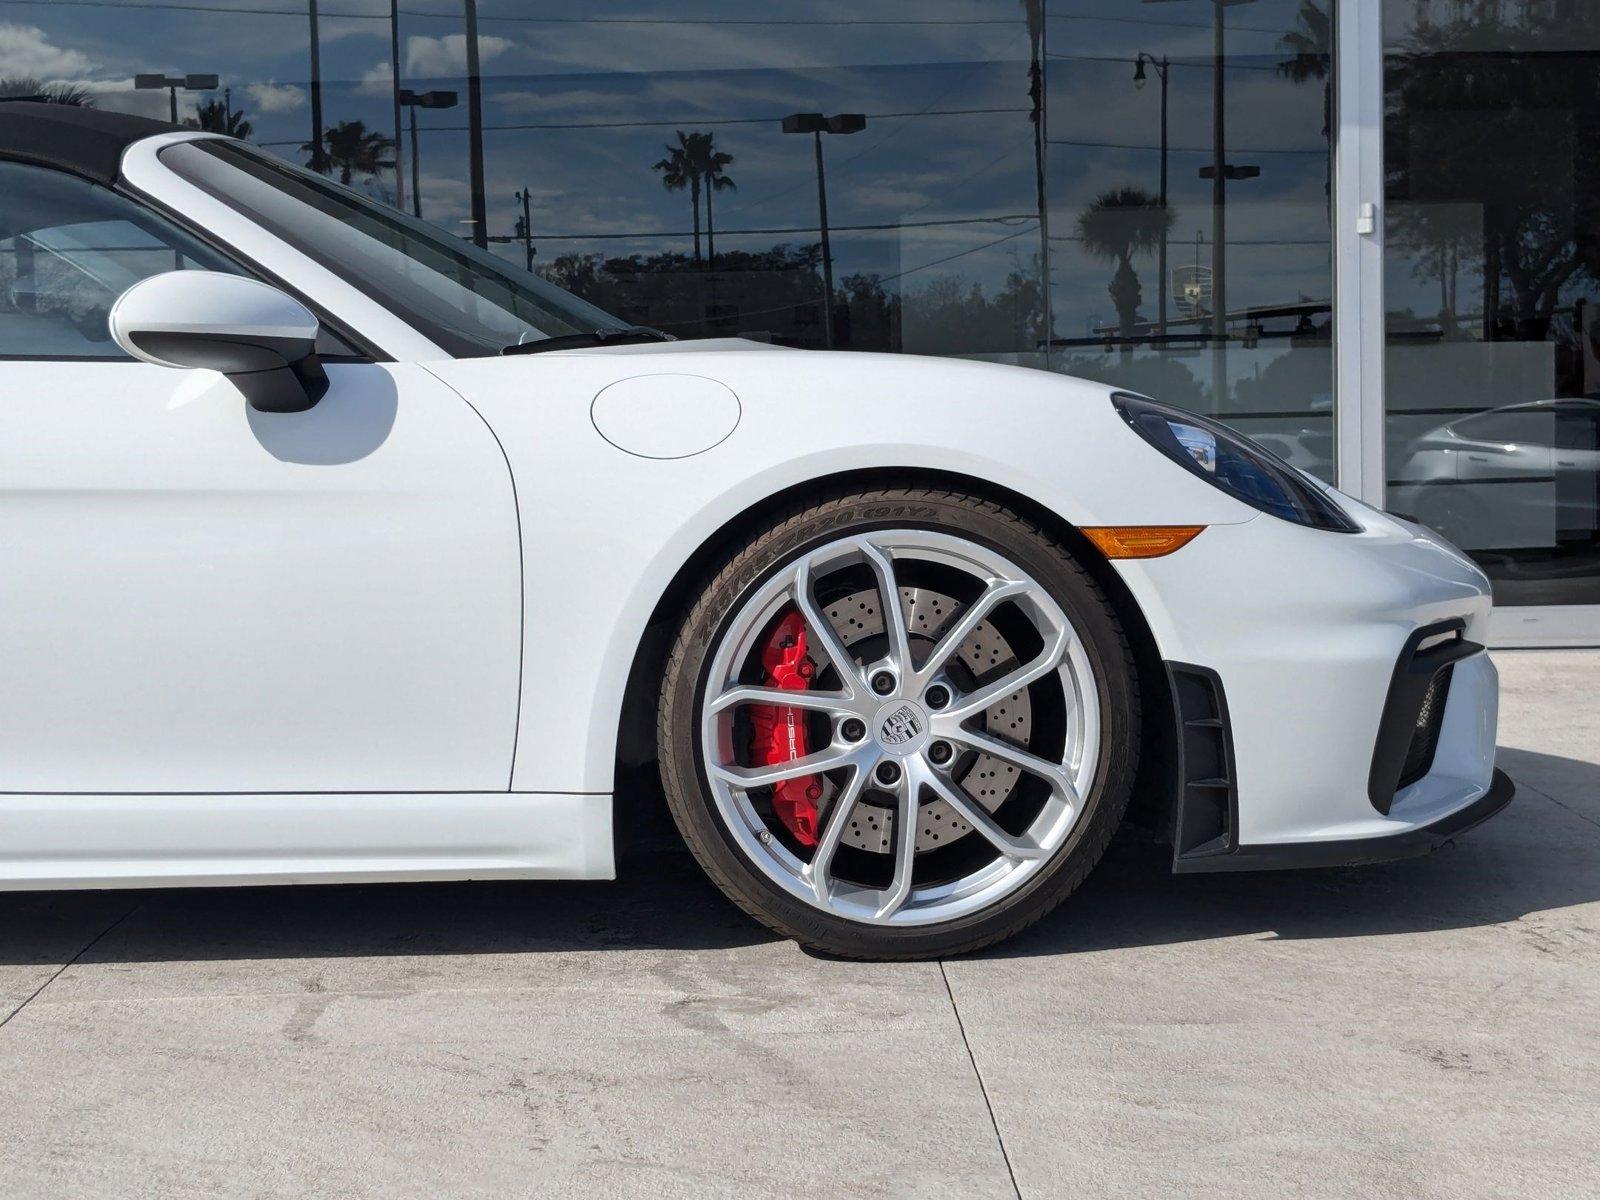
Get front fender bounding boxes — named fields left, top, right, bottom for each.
left=425, top=350, right=1255, bottom=793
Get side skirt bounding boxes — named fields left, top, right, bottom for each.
left=0, top=791, right=614, bottom=890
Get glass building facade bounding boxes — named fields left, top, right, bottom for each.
left=1, top=0, right=1595, bottom=642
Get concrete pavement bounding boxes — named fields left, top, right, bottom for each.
left=2, top=651, right=1596, bottom=1198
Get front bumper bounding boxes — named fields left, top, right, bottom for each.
left=1175, top=768, right=1514, bottom=872
left=1112, top=500, right=1509, bottom=868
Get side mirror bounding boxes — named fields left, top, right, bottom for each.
left=109, top=270, right=329, bottom=413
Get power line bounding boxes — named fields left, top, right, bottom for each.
left=483, top=213, right=1036, bottom=244
left=1045, top=51, right=1288, bottom=73
left=1047, top=137, right=1325, bottom=155
left=878, top=225, right=1038, bottom=284
left=256, top=106, right=1030, bottom=146
left=0, top=0, right=1305, bottom=38
left=0, top=0, right=1305, bottom=37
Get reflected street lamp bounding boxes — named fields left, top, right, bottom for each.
left=1144, top=0, right=1257, bottom=412
left=399, top=88, right=458, bottom=219
left=1132, top=53, right=1170, bottom=336
left=134, top=72, right=218, bottom=124
left=782, top=112, right=867, bottom=349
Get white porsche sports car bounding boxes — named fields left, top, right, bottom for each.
left=0, top=104, right=1512, bottom=958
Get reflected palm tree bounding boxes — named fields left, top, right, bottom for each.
left=652, top=131, right=736, bottom=271
left=0, top=77, right=93, bottom=106
left=304, top=119, right=395, bottom=186
left=186, top=99, right=252, bottom=140
left=653, top=136, right=701, bottom=266
left=1276, top=0, right=1332, bottom=208
left=685, top=132, right=736, bottom=270
left=1077, top=186, right=1174, bottom=352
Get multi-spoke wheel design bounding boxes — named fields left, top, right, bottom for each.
left=699, top=529, right=1102, bottom=927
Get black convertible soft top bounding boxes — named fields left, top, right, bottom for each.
left=0, top=100, right=179, bottom=186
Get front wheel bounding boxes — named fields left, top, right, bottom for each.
left=657, top=487, right=1139, bottom=959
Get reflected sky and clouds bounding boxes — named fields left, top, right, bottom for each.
left=1, top=2, right=1330, bottom=310
left=3, top=0, right=1336, bottom=473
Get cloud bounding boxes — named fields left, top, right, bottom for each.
left=493, top=87, right=627, bottom=116
left=357, top=60, right=392, bottom=96
left=406, top=33, right=511, bottom=78
left=0, top=22, right=94, bottom=79
left=245, top=81, right=306, bottom=113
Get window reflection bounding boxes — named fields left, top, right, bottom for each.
left=1, top=0, right=1330, bottom=471
left=1384, top=1, right=1600, bottom=607
left=1044, top=0, right=1335, bottom=480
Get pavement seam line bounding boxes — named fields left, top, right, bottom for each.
left=940, top=960, right=1023, bottom=1200
left=0, top=903, right=141, bottom=1032
left=1510, top=772, right=1600, bottom=832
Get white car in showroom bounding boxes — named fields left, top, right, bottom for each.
left=0, top=103, right=1511, bottom=959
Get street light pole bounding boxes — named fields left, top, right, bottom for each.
left=782, top=112, right=866, bottom=350
left=308, top=0, right=326, bottom=172
left=1144, top=0, right=1257, bottom=412
left=1211, top=4, right=1226, bottom=405
left=462, top=0, right=489, bottom=249
left=409, top=105, right=422, bottom=217
left=398, top=89, right=458, bottom=220
left=1134, top=53, right=1170, bottom=337
left=134, top=72, right=218, bottom=126
left=812, top=132, right=835, bottom=345
left=389, top=0, right=405, bottom=212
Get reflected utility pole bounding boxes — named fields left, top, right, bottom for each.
left=514, top=187, right=535, bottom=271
left=307, top=0, right=326, bottom=172
left=782, top=112, right=866, bottom=349
left=463, top=0, right=488, bottom=249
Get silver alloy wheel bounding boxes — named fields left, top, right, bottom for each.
left=700, top=529, right=1102, bottom=927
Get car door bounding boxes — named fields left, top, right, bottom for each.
left=0, top=158, right=520, bottom=794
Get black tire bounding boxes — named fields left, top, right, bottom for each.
left=657, top=485, right=1140, bottom=959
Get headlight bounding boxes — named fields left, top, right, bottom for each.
left=1112, top=393, right=1358, bottom=532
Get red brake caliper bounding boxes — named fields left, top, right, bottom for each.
left=747, top=609, right=822, bottom=846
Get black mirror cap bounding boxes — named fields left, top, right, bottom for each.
left=125, top=329, right=327, bottom=413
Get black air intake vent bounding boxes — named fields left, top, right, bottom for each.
left=1369, top=620, right=1480, bottom=815
left=1169, top=664, right=1238, bottom=864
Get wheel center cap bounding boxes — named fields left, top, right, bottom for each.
left=874, top=700, right=930, bottom=757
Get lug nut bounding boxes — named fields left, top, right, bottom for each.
left=928, top=740, right=953, bottom=765
left=840, top=718, right=867, bottom=743
left=925, top=684, right=951, bottom=710
left=874, top=761, right=902, bottom=786
left=871, top=671, right=896, bottom=695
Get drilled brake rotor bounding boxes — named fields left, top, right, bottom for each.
left=821, top=586, right=1032, bottom=854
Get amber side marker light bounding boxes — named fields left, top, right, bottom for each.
left=1082, top=525, right=1206, bottom=559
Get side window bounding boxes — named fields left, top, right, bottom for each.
left=0, top=159, right=241, bottom=360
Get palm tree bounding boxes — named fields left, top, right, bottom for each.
left=186, top=98, right=252, bottom=140
left=1276, top=0, right=1332, bottom=208
left=653, top=136, right=701, bottom=265
left=0, top=77, right=94, bottom=106
left=1076, top=186, right=1174, bottom=351
left=304, top=119, right=394, bottom=186
left=682, top=131, right=736, bottom=270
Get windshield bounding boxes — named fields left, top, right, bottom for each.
left=159, top=138, right=631, bottom=357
